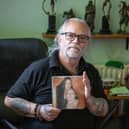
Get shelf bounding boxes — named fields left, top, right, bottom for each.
left=42, top=33, right=129, bottom=50
left=42, top=33, right=55, bottom=39
left=104, top=89, right=129, bottom=100
left=92, top=34, right=129, bottom=39
left=42, top=33, right=129, bottom=39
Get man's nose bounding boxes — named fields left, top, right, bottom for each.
left=73, top=36, right=79, bottom=43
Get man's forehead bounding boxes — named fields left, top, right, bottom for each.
left=64, top=21, right=89, bottom=33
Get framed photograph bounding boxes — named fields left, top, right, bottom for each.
left=52, top=76, right=86, bottom=109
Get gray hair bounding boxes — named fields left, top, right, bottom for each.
left=49, top=18, right=89, bottom=55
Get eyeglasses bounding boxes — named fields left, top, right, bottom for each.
left=60, top=32, right=90, bottom=43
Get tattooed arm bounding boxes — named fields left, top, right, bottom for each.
left=86, top=96, right=108, bottom=117
left=4, top=96, right=61, bottom=121
left=4, top=96, right=36, bottom=117
left=83, top=71, right=109, bottom=117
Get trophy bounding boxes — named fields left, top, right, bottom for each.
left=84, top=0, right=96, bottom=33
left=117, top=1, right=129, bottom=33
left=42, top=0, right=56, bottom=34
left=99, top=0, right=112, bottom=34
left=63, top=8, right=75, bottom=22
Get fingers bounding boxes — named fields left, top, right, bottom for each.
left=83, top=71, right=90, bottom=86
left=40, top=104, right=61, bottom=121
left=83, top=71, right=86, bottom=84
left=83, top=71, right=91, bottom=99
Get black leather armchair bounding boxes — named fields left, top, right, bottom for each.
left=0, top=38, right=48, bottom=128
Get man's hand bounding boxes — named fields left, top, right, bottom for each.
left=82, top=71, right=108, bottom=117
left=83, top=71, right=91, bottom=99
left=39, top=104, right=61, bottom=121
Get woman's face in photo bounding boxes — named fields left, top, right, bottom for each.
left=65, top=79, right=72, bottom=90
left=66, top=89, right=76, bottom=100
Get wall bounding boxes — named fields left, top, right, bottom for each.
left=0, top=0, right=129, bottom=64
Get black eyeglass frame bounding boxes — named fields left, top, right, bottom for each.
left=60, top=32, right=90, bottom=43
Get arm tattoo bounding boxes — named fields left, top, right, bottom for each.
left=10, top=98, right=31, bottom=116
left=87, top=97, right=108, bottom=116
left=93, top=98, right=105, bottom=115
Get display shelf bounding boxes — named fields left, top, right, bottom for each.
left=42, top=33, right=55, bottom=39
left=42, top=33, right=129, bottom=39
left=42, top=33, right=129, bottom=49
left=92, top=34, right=129, bottom=39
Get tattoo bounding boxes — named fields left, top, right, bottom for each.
left=87, top=97, right=108, bottom=116
left=10, top=98, right=31, bottom=116
left=94, top=98, right=105, bottom=115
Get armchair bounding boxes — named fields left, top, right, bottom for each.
left=0, top=38, right=48, bottom=128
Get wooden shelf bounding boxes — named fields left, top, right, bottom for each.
left=42, top=33, right=55, bottom=39
left=42, top=33, right=129, bottom=50
left=92, top=34, right=129, bottom=39
left=42, top=33, right=129, bottom=39
left=107, top=95, right=129, bottom=100
left=104, top=89, right=129, bottom=100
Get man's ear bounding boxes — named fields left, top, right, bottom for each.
left=56, top=35, right=62, bottom=45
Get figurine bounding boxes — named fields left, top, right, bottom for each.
left=100, top=0, right=112, bottom=34
left=50, top=0, right=56, bottom=15
left=84, top=0, right=96, bottom=32
left=118, top=1, right=129, bottom=33
left=42, top=0, right=57, bottom=34
left=63, top=9, right=75, bottom=21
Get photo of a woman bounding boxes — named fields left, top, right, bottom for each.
left=52, top=76, right=85, bottom=109
left=65, top=88, right=79, bottom=109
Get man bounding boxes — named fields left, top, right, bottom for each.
left=4, top=18, right=108, bottom=129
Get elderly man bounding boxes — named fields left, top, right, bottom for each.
left=4, top=18, right=108, bottom=129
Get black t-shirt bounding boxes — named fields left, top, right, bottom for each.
left=7, top=50, right=105, bottom=129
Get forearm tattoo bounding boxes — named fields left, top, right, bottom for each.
left=93, top=98, right=105, bottom=115
left=87, top=97, right=108, bottom=116
left=10, top=98, right=31, bottom=116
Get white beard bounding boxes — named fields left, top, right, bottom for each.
left=66, top=47, right=82, bottom=59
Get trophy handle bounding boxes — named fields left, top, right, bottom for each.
left=42, top=0, right=56, bottom=33
left=42, top=0, right=50, bottom=15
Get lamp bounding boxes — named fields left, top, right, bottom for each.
left=105, top=60, right=124, bottom=86
left=42, top=0, right=56, bottom=34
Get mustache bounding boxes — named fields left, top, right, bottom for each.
left=67, top=45, right=81, bottom=51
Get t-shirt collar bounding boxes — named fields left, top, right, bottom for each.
left=49, top=50, right=60, bottom=69
left=49, top=50, right=88, bottom=74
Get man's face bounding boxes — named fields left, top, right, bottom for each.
left=58, top=21, right=91, bottom=60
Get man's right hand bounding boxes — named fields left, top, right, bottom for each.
left=39, top=104, right=61, bottom=121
